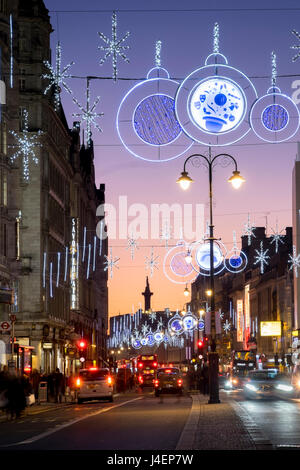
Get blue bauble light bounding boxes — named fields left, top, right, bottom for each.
left=262, top=104, right=288, bottom=131
left=229, top=255, right=242, bottom=268
left=134, top=94, right=181, bottom=145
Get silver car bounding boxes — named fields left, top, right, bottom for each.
left=243, top=369, right=294, bottom=399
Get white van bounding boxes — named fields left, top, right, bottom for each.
left=76, top=368, right=114, bottom=404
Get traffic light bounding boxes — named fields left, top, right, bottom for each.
left=77, top=339, right=87, bottom=365
left=197, top=339, right=204, bottom=357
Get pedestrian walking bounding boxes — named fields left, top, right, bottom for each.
left=54, top=368, right=65, bottom=403
left=30, top=369, right=40, bottom=401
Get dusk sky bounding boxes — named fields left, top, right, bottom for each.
left=44, top=0, right=300, bottom=316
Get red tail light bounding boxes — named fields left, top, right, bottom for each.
left=153, top=362, right=157, bottom=367
left=177, top=379, right=183, bottom=387
left=76, top=378, right=81, bottom=387
left=107, top=376, right=113, bottom=385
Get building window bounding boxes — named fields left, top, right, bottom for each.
left=19, top=78, right=25, bottom=91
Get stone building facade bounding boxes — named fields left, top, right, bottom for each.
left=0, top=0, right=108, bottom=373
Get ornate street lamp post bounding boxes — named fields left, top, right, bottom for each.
left=176, top=148, right=245, bottom=403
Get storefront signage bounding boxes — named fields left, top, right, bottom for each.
left=236, top=299, right=243, bottom=342
left=260, top=321, right=282, bottom=337
left=42, top=342, right=53, bottom=349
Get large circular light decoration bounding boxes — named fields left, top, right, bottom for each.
left=189, top=76, right=246, bottom=134
left=249, top=87, right=300, bottom=143
left=163, top=240, right=199, bottom=284
left=168, top=312, right=184, bottom=336
left=189, top=239, right=227, bottom=277
left=175, top=25, right=257, bottom=146
left=117, top=67, right=193, bottom=162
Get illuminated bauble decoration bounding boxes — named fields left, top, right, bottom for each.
left=189, top=239, right=227, bottom=277
left=141, top=337, right=148, bottom=346
left=146, top=333, right=155, bottom=346
left=189, top=76, right=246, bottom=134
left=163, top=240, right=199, bottom=284
left=117, top=67, right=192, bottom=162
left=175, top=38, right=257, bottom=146
left=182, top=313, right=198, bottom=331
left=132, top=338, right=142, bottom=349
left=262, top=104, right=288, bottom=131
left=198, top=319, right=205, bottom=331
left=250, top=87, right=300, bottom=143
left=168, top=312, right=184, bottom=336
left=134, top=94, right=181, bottom=145
left=196, top=242, right=223, bottom=270
left=154, top=331, right=164, bottom=343
left=224, top=248, right=248, bottom=274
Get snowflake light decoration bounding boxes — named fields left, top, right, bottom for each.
left=149, top=311, right=157, bottom=323
left=72, top=79, right=104, bottom=147
left=161, top=221, right=171, bottom=249
left=243, top=214, right=256, bottom=246
left=9, top=109, right=43, bottom=181
left=141, top=323, right=149, bottom=336
left=291, top=29, right=300, bottom=62
left=254, top=241, right=270, bottom=274
left=155, top=40, right=162, bottom=67
left=288, top=245, right=300, bottom=278
left=223, top=319, right=231, bottom=333
left=126, top=234, right=139, bottom=260
left=270, top=222, right=284, bottom=253
left=98, top=10, right=130, bottom=81
left=42, top=41, right=74, bottom=111
left=219, top=309, right=225, bottom=320
left=103, top=247, right=120, bottom=278
left=145, top=247, right=159, bottom=277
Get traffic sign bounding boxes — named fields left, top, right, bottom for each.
left=0, top=321, right=12, bottom=332
left=9, top=314, right=16, bottom=323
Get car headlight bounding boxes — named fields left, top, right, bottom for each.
left=225, top=380, right=233, bottom=388
left=245, top=383, right=258, bottom=392
left=276, top=384, right=294, bottom=392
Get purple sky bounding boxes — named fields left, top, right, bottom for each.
left=44, top=0, right=300, bottom=315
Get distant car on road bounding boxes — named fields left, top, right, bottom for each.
left=76, top=368, right=114, bottom=404
left=243, top=369, right=294, bottom=400
left=154, top=367, right=183, bottom=397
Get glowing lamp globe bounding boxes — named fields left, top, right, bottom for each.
left=176, top=171, right=194, bottom=190
left=228, top=170, right=245, bottom=189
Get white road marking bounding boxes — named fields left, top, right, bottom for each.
left=0, top=396, right=143, bottom=447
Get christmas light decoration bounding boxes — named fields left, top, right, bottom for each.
left=64, top=246, right=68, bottom=282
left=223, top=319, right=231, bottom=333
left=155, top=40, right=162, bottom=67
left=98, top=10, right=130, bottom=82
left=72, top=79, right=104, bottom=147
left=250, top=51, right=300, bottom=142
left=149, top=311, right=157, bottom=323
left=56, top=252, right=61, bottom=287
left=145, top=247, right=159, bottom=277
left=225, top=230, right=248, bottom=273
left=254, top=241, right=270, bottom=274
left=116, top=42, right=192, bottom=162
left=270, top=222, right=284, bottom=253
left=288, top=245, right=300, bottom=278
left=9, top=14, right=13, bottom=89
left=175, top=22, right=257, bottom=146
left=43, top=252, right=47, bottom=288
left=104, top=247, right=120, bottom=279
left=126, top=234, right=139, bottom=260
left=9, top=109, right=43, bottom=181
left=243, top=214, right=256, bottom=246
left=161, top=221, right=171, bottom=249
left=42, top=41, right=74, bottom=111
left=291, top=29, right=300, bottom=62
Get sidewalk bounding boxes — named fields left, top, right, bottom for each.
left=176, top=393, right=272, bottom=450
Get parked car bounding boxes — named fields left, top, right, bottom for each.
left=154, top=367, right=183, bottom=397
left=76, top=368, right=113, bottom=404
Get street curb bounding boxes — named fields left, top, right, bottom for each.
left=230, top=401, right=274, bottom=450
left=175, top=394, right=199, bottom=450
